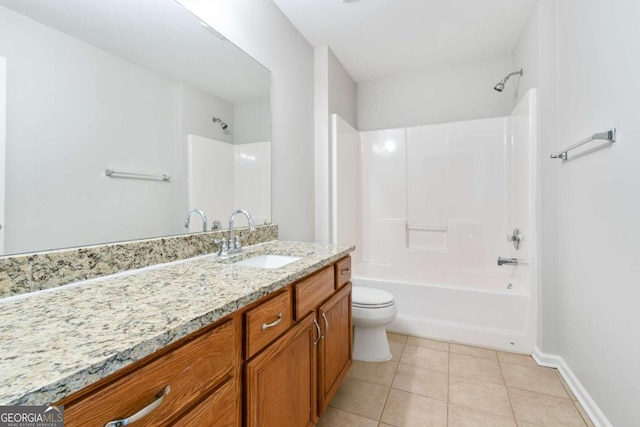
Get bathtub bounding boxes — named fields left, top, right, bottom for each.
left=352, top=275, right=533, bottom=353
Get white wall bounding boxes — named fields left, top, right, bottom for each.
left=357, top=56, right=517, bottom=131
left=553, top=0, right=640, bottom=424
left=517, top=0, right=640, bottom=423
left=177, top=0, right=315, bottom=241
left=513, top=0, right=560, bottom=354
left=328, top=49, right=357, bottom=129
left=314, top=46, right=358, bottom=243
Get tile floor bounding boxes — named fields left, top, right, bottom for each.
left=318, top=333, right=594, bottom=427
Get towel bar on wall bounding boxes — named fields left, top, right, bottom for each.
left=105, top=169, right=171, bottom=182
left=550, top=128, right=616, bottom=160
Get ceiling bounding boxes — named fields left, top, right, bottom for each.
left=273, top=0, right=537, bottom=82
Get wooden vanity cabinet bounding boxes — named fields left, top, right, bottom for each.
left=245, top=257, right=353, bottom=425
left=58, top=316, right=240, bottom=427
left=56, top=255, right=352, bottom=427
left=317, top=283, right=352, bottom=414
left=244, top=315, right=318, bottom=427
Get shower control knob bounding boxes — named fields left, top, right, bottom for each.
left=507, top=228, right=522, bottom=250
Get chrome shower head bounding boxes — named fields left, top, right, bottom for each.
left=212, top=117, right=229, bottom=130
left=494, top=68, right=523, bottom=92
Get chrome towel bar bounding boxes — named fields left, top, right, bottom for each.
left=105, top=169, right=171, bottom=182
left=551, top=128, right=616, bottom=160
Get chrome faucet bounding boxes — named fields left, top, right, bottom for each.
left=497, top=257, right=518, bottom=266
left=184, top=209, right=208, bottom=232
left=228, top=209, right=256, bottom=254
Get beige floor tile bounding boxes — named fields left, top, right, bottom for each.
left=508, top=388, right=586, bottom=426
left=449, top=374, right=513, bottom=418
left=317, top=407, right=378, bottom=427
left=378, top=424, right=395, bottom=427
left=502, top=363, right=569, bottom=398
left=392, top=363, right=448, bottom=401
left=450, top=343, right=498, bottom=361
left=557, top=371, right=578, bottom=400
left=449, top=352, right=504, bottom=385
left=380, top=389, right=447, bottom=427
left=516, top=423, right=538, bottom=426
left=573, top=401, right=595, bottom=427
left=498, top=351, right=539, bottom=368
left=399, top=344, right=449, bottom=373
left=347, top=360, right=398, bottom=387
left=448, top=403, right=516, bottom=427
left=330, top=378, right=390, bottom=420
left=387, top=332, right=408, bottom=344
left=406, top=336, right=450, bottom=352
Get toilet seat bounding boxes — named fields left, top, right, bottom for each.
left=352, top=287, right=395, bottom=309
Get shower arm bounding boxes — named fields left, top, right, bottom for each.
left=500, top=69, right=524, bottom=83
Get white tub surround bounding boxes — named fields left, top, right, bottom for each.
left=333, top=90, right=537, bottom=352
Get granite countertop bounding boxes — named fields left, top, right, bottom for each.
left=0, top=240, right=354, bottom=406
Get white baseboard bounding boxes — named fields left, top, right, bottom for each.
left=532, top=347, right=612, bottom=427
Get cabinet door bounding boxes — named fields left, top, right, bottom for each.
left=318, top=283, right=352, bottom=414
left=245, top=314, right=318, bottom=427
left=172, top=376, right=238, bottom=427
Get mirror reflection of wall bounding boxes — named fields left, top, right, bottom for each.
left=0, top=0, right=271, bottom=256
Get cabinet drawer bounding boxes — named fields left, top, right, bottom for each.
left=172, top=377, right=238, bottom=427
left=64, top=318, right=236, bottom=427
left=294, top=266, right=334, bottom=320
left=245, top=289, right=292, bottom=359
left=335, top=257, right=351, bottom=289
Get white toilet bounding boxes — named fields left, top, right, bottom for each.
left=352, top=287, right=397, bottom=362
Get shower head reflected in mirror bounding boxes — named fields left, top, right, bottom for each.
left=494, top=68, right=523, bottom=92
left=212, top=116, right=229, bottom=131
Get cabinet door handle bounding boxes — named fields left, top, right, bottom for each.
left=313, top=317, right=321, bottom=346
left=321, top=312, right=328, bottom=340
left=261, top=313, right=283, bottom=331
left=104, top=385, right=170, bottom=427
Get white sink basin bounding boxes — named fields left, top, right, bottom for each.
left=234, top=255, right=301, bottom=269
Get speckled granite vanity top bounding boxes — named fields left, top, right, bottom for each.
left=0, top=241, right=354, bottom=406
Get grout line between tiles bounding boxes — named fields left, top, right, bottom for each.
left=497, top=352, right=519, bottom=423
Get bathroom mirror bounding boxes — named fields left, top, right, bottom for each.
left=0, top=0, right=272, bottom=256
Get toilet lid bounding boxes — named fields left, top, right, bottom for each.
left=352, top=287, right=394, bottom=308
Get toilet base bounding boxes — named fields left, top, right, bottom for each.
left=353, top=325, right=392, bottom=362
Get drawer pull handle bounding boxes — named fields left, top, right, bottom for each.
left=262, top=313, right=283, bottom=331
left=313, top=317, right=321, bottom=346
left=341, top=268, right=350, bottom=275
left=321, top=312, right=328, bottom=340
left=104, top=385, right=170, bottom=427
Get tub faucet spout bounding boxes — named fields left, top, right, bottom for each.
left=497, top=257, right=518, bottom=266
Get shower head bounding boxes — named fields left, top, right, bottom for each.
left=494, top=68, right=523, bottom=92
left=212, top=117, right=229, bottom=130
